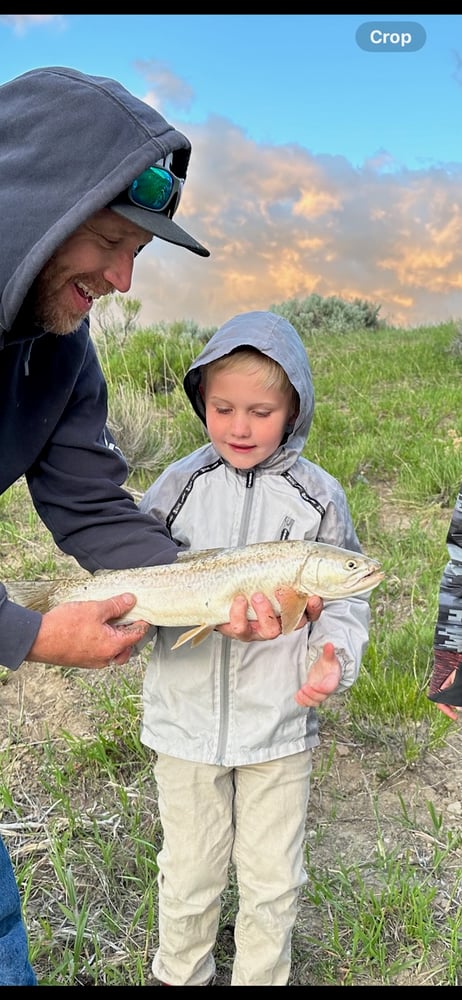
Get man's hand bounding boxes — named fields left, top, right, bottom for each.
left=217, top=592, right=323, bottom=643
left=26, top=593, right=150, bottom=669
left=295, top=641, right=341, bottom=708
left=428, top=649, right=462, bottom=721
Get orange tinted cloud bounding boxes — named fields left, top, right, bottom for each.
left=131, top=114, right=462, bottom=331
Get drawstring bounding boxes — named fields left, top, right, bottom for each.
left=24, top=342, right=32, bottom=376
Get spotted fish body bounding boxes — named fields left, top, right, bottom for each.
left=6, top=539, right=385, bottom=649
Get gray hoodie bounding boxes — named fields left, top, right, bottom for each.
left=139, top=311, right=371, bottom=766
left=0, top=66, right=207, bottom=670
left=0, top=65, right=208, bottom=335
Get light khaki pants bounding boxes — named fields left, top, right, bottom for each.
left=152, top=749, right=312, bottom=986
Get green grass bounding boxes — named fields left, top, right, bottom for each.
left=1, top=318, right=462, bottom=985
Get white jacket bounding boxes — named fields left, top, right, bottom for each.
left=139, top=311, right=371, bottom=765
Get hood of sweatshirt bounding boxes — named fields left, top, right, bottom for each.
left=0, top=65, right=209, bottom=336
left=183, top=310, right=315, bottom=467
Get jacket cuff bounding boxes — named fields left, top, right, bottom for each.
left=0, top=599, right=42, bottom=670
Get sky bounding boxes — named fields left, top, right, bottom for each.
left=2, top=13, right=462, bottom=331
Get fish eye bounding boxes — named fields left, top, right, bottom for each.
left=346, top=559, right=358, bottom=569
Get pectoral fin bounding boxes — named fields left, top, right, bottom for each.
left=171, top=624, right=214, bottom=650
left=277, top=587, right=308, bottom=635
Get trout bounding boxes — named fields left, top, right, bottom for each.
left=6, top=539, right=385, bottom=650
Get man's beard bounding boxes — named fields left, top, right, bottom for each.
left=31, top=280, right=84, bottom=336
left=17, top=259, right=113, bottom=336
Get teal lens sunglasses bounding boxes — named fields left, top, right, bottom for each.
left=128, top=165, right=183, bottom=218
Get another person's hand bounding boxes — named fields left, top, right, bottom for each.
left=25, top=593, right=150, bottom=669
left=428, top=649, right=462, bottom=721
left=217, top=592, right=323, bottom=643
left=295, top=641, right=341, bottom=708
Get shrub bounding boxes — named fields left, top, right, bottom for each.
left=107, top=382, right=207, bottom=482
left=270, top=294, right=383, bottom=337
left=97, top=316, right=216, bottom=397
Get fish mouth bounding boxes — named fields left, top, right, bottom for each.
left=346, top=567, right=385, bottom=595
left=363, top=569, right=385, bottom=588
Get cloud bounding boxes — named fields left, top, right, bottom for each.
left=130, top=113, right=462, bottom=331
left=135, top=59, right=195, bottom=113
left=2, top=50, right=457, bottom=332
left=0, top=15, right=66, bottom=35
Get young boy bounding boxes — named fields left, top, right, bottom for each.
left=138, top=310, right=372, bottom=986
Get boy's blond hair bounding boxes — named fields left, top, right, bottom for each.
left=201, top=347, right=299, bottom=415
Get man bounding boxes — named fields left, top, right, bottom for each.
left=0, top=66, right=322, bottom=985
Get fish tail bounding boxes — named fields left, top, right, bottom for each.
left=5, top=580, right=55, bottom=613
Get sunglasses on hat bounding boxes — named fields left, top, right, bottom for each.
left=128, top=165, right=183, bottom=218
left=109, top=163, right=210, bottom=257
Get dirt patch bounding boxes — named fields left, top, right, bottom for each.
left=2, top=662, right=94, bottom=742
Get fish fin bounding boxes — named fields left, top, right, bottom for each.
left=175, top=547, right=225, bottom=563
left=277, top=587, right=309, bottom=635
left=190, top=626, right=215, bottom=647
left=171, top=624, right=214, bottom=650
left=5, top=580, right=56, bottom=613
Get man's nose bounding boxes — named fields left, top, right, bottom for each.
left=103, top=253, right=135, bottom=293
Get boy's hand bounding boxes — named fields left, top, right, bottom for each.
left=295, top=641, right=341, bottom=708
left=218, top=593, right=323, bottom=643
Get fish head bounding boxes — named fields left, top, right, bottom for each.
left=300, top=542, right=385, bottom=599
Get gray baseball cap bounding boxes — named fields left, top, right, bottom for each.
left=111, top=197, right=210, bottom=257
left=110, top=157, right=210, bottom=257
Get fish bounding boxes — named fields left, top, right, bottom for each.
left=5, top=539, right=385, bottom=650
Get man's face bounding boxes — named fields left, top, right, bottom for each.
left=28, top=209, right=153, bottom=335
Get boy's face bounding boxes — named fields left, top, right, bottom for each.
left=203, top=365, right=297, bottom=470
left=25, top=209, right=153, bottom=335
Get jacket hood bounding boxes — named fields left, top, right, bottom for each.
left=0, top=65, right=208, bottom=334
left=183, top=310, right=315, bottom=461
